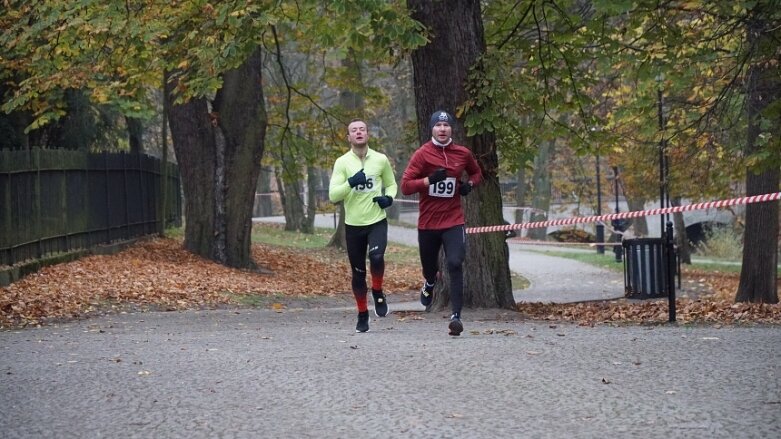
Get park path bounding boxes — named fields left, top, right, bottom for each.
left=254, top=214, right=626, bottom=309
left=2, top=307, right=779, bottom=439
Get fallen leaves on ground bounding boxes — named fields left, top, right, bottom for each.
left=518, top=267, right=781, bottom=325
left=518, top=298, right=781, bottom=325
left=0, top=237, right=419, bottom=328
left=516, top=266, right=780, bottom=325
left=1, top=238, right=779, bottom=328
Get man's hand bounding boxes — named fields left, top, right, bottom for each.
left=372, top=195, right=393, bottom=209
left=428, top=168, right=447, bottom=185
left=348, top=169, right=367, bottom=188
left=459, top=181, right=472, bottom=196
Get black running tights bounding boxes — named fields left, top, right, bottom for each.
left=417, top=225, right=465, bottom=314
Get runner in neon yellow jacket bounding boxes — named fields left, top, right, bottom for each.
left=329, top=119, right=397, bottom=332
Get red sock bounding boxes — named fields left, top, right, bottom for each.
left=371, top=275, right=383, bottom=292
left=354, top=289, right=368, bottom=312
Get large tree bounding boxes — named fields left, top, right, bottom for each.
left=165, top=49, right=266, bottom=267
left=735, top=6, right=780, bottom=304
left=1, top=1, right=425, bottom=269
left=407, top=0, right=514, bottom=310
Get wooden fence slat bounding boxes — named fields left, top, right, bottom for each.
left=0, top=149, right=181, bottom=267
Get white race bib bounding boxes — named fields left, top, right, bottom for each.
left=354, top=175, right=381, bottom=193
left=428, top=177, right=457, bottom=197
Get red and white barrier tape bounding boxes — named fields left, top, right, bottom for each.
left=507, top=239, right=621, bottom=247
left=393, top=199, right=420, bottom=204
left=466, top=192, right=781, bottom=234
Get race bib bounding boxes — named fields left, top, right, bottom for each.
left=428, top=177, right=456, bottom=197
left=354, top=175, right=381, bottom=193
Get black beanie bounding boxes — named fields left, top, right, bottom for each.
left=429, top=110, right=455, bottom=132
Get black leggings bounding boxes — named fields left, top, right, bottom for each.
left=345, top=219, right=388, bottom=298
left=418, top=225, right=465, bottom=314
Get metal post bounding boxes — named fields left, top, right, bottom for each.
left=656, top=77, right=669, bottom=237
left=657, top=87, right=665, bottom=236
left=612, top=166, right=623, bottom=262
left=666, top=221, right=676, bottom=323
left=35, top=148, right=42, bottom=259
left=595, top=155, right=604, bottom=254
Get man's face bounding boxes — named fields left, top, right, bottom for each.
left=431, top=121, right=452, bottom=143
left=348, top=121, right=368, bottom=147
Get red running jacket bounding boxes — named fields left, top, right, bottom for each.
left=401, top=140, right=483, bottom=230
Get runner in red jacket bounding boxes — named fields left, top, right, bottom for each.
left=401, top=110, right=483, bottom=336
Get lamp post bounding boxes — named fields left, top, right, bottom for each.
left=612, top=166, right=620, bottom=213
left=656, top=74, right=676, bottom=322
left=595, top=154, right=604, bottom=254
left=611, top=166, right=623, bottom=262
left=656, top=74, right=668, bottom=236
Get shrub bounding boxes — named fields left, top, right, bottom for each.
left=694, top=226, right=742, bottom=260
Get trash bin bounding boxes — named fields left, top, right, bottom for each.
left=623, top=238, right=672, bottom=299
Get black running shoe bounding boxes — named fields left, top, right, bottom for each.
left=372, top=290, right=389, bottom=317
left=420, top=282, right=434, bottom=308
left=356, top=311, right=369, bottom=333
left=448, top=313, right=463, bottom=336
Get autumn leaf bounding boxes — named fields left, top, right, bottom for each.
left=1, top=237, right=779, bottom=329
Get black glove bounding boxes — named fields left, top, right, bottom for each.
left=347, top=169, right=367, bottom=188
left=372, top=195, right=393, bottom=209
left=459, top=181, right=472, bottom=196
left=428, top=168, right=447, bottom=185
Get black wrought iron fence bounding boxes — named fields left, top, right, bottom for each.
left=0, top=148, right=181, bottom=267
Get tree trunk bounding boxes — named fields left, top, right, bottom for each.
left=408, top=0, right=514, bottom=310
left=126, top=116, right=144, bottom=154
left=0, top=79, right=31, bottom=150
left=211, top=48, right=266, bottom=268
left=279, top=164, right=305, bottom=232
left=736, top=10, right=780, bottom=303
left=670, top=197, right=691, bottom=264
left=526, top=139, right=554, bottom=241
left=50, top=89, right=95, bottom=150
left=254, top=166, right=274, bottom=217
left=514, top=166, right=527, bottom=225
left=302, top=165, right=317, bottom=234
left=327, top=203, right=347, bottom=249
left=165, top=87, right=216, bottom=259
left=165, top=48, right=266, bottom=269
left=626, top=197, right=649, bottom=237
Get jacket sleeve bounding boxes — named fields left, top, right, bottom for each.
left=400, top=150, right=427, bottom=196
left=464, top=150, right=483, bottom=186
left=328, top=158, right=351, bottom=203
left=381, top=157, right=398, bottom=199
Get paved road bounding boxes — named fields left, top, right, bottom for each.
left=3, top=215, right=774, bottom=438
left=1, top=308, right=779, bottom=438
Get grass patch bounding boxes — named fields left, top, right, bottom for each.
left=252, top=222, right=333, bottom=248
left=251, top=221, right=421, bottom=263
left=687, top=260, right=742, bottom=274
left=532, top=250, right=626, bottom=272
left=512, top=273, right=530, bottom=290
left=164, top=226, right=185, bottom=239
left=233, top=292, right=289, bottom=307
left=384, top=242, right=420, bottom=264
left=386, top=218, right=417, bottom=229
left=534, top=249, right=752, bottom=275
left=694, top=227, right=743, bottom=260
left=182, top=221, right=532, bottom=289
